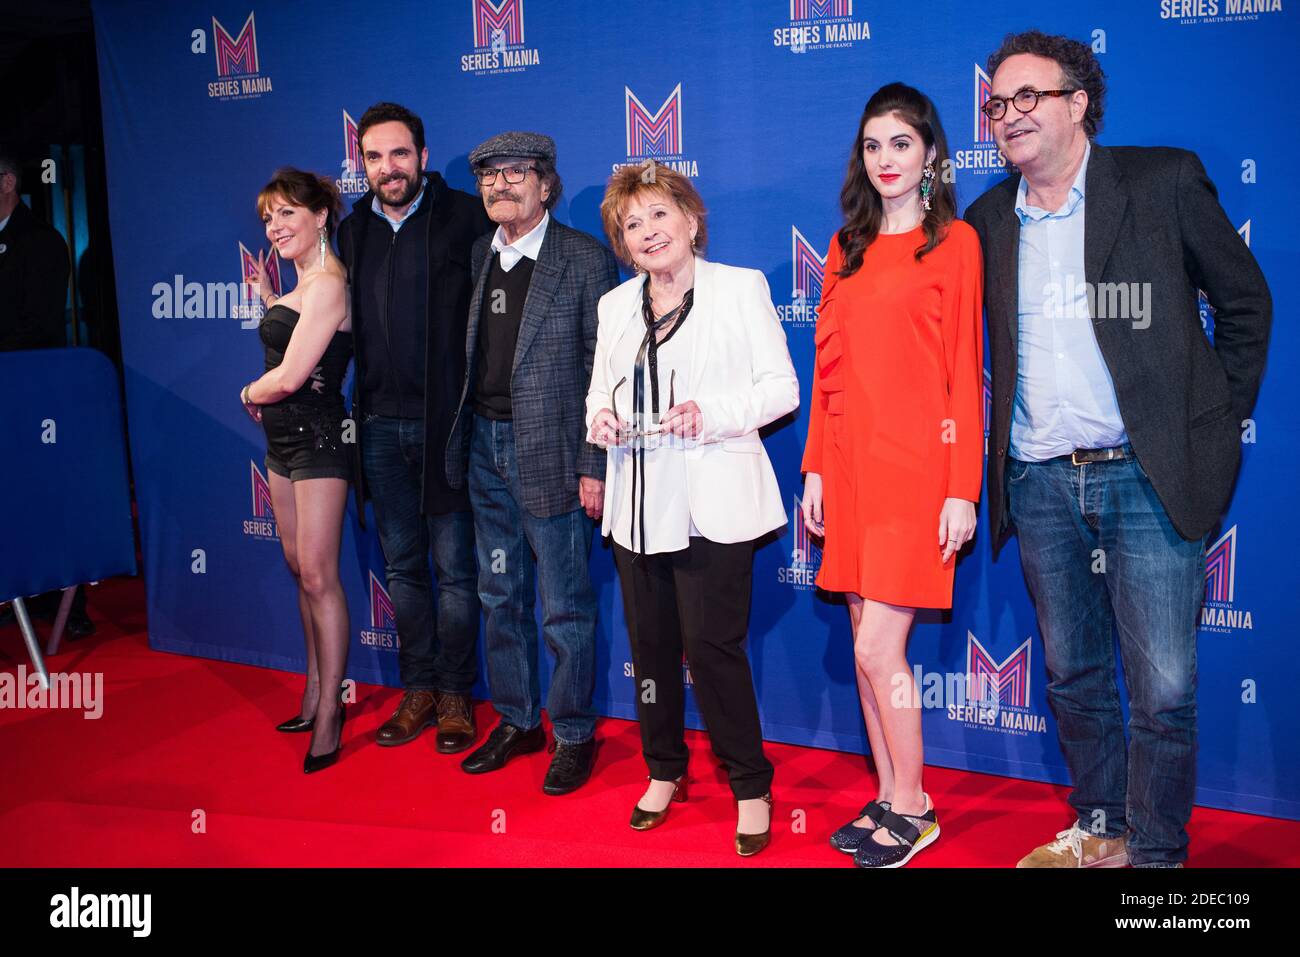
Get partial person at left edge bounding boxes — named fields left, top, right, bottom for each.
left=0, top=146, right=68, bottom=351
left=0, top=144, right=96, bottom=641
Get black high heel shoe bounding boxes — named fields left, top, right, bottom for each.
left=303, top=701, right=346, bottom=774
left=276, top=682, right=348, bottom=733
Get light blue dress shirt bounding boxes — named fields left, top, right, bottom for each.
left=371, top=181, right=425, bottom=232
left=1010, top=141, right=1129, bottom=460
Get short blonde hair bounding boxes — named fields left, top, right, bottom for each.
left=599, top=163, right=708, bottom=266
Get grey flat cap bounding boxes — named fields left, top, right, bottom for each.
left=469, top=131, right=556, bottom=168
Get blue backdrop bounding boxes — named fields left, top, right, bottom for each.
left=93, top=0, right=1298, bottom=819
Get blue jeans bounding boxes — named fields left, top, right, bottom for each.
left=468, top=414, right=598, bottom=744
left=1007, top=444, right=1207, bottom=867
left=362, top=415, right=480, bottom=694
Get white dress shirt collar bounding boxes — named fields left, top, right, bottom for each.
left=490, top=210, right=549, bottom=272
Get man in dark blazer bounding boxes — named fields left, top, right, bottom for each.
left=965, top=31, right=1271, bottom=868
left=448, top=132, right=620, bottom=794
left=335, top=103, right=493, bottom=755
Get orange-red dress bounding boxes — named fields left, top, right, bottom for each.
left=801, top=220, right=984, bottom=609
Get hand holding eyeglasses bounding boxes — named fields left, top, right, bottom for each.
left=657, top=400, right=703, bottom=439
left=593, top=373, right=687, bottom=447
left=589, top=407, right=628, bottom=448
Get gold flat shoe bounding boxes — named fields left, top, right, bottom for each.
left=735, top=793, right=773, bottom=857
left=629, top=775, right=688, bottom=831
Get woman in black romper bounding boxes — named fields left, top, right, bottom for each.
left=241, top=168, right=353, bottom=773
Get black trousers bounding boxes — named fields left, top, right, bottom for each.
left=612, top=537, right=774, bottom=800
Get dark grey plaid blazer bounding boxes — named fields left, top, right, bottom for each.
left=445, top=217, right=620, bottom=518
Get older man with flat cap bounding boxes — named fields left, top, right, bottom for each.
left=447, top=131, right=620, bottom=793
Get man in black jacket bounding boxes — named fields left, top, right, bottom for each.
left=0, top=148, right=68, bottom=351
left=335, top=103, right=493, bottom=755
left=965, top=32, right=1271, bottom=868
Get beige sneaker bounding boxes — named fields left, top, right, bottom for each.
left=1017, top=822, right=1129, bottom=868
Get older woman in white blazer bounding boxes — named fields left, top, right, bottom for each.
left=586, top=163, right=798, bottom=857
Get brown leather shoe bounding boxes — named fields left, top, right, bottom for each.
left=434, top=692, right=476, bottom=754
left=375, top=690, right=437, bottom=747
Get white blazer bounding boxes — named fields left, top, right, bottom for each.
left=585, top=257, right=799, bottom=545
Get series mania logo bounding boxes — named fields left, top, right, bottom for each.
left=359, top=571, right=400, bottom=651
left=1160, top=0, right=1283, bottom=24
left=460, top=0, right=541, bottom=76
left=615, top=83, right=698, bottom=178
left=773, top=1, right=871, bottom=52
left=243, top=461, right=279, bottom=541
left=336, top=110, right=368, bottom=199
left=778, top=226, right=824, bottom=328
left=777, top=495, right=822, bottom=589
left=207, top=12, right=273, bottom=101
left=622, top=654, right=696, bottom=688
left=1200, top=525, right=1253, bottom=633
left=946, top=634, right=1047, bottom=735
left=952, top=65, right=1007, bottom=175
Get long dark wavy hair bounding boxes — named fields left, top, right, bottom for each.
left=837, top=83, right=956, bottom=276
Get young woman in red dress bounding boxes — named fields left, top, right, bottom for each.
left=801, top=83, right=984, bottom=868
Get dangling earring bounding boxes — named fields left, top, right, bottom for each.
left=318, top=227, right=327, bottom=268
left=920, top=162, right=936, bottom=213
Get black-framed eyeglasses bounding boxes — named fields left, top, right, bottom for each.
left=980, top=88, right=1079, bottom=121
left=474, top=164, right=537, bottom=186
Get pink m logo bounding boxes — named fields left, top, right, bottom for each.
left=983, top=367, right=992, bottom=441
left=967, top=633, right=1031, bottom=708
left=369, top=571, right=397, bottom=630
left=213, top=12, right=259, bottom=77
left=1204, top=525, right=1237, bottom=604
left=626, top=84, right=682, bottom=157
left=343, top=110, right=362, bottom=175
left=473, top=0, right=524, bottom=48
left=791, top=0, right=851, bottom=17
left=791, top=495, right=822, bottom=567
left=791, top=226, right=826, bottom=305
left=974, top=64, right=994, bottom=144
left=240, top=242, right=281, bottom=298
left=250, top=461, right=274, bottom=518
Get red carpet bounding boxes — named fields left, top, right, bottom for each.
left=3, top=576, right=1297, bottom=868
